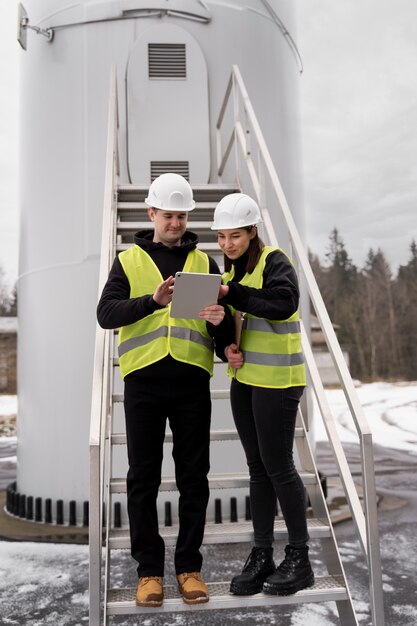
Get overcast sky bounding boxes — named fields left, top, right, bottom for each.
left=296, top=0, right=417, bottom=271
left=0, top=1, right=416, bottom=292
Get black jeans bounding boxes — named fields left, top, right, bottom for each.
left=230, top=379, right=309, bottom=549
left=124, top=362, right=211, bottom=577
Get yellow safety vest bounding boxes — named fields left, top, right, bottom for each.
left=223, top=246, right=306, bottom=388
left=118, top=246, right=214, bottom=379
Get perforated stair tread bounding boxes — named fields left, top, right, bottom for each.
left=110, top=427, right=305, bottom=445
left=106, top=576, right=347, bottom=614
left=110, top=471, right=317, bottom=493
left=117, top=183, right=239, bottom=202
left=108, top=518, right=331, bottom=549
left=116, top=242, right=220, bottom=252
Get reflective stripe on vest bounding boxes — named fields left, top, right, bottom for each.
left=118, top=246, right=214, bottom=379
left=223, top=246, right=306, bottom=389
left=118, top=326, right=213, bottom=357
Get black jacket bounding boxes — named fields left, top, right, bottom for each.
left=222, top=249, right=300, bottom=320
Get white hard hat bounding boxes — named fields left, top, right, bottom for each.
left=211, top=193, right=262, bottom=230
left=145, top=173, right=195, bottom=211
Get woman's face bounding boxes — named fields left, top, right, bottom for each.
left=217, top=227, right=256, bottom=260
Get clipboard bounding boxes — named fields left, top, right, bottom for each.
left=169, top=272, right=222, bottom=319
left=231, top=311, right=245, bottom=375
left=234, top=310, right=245, bottom=349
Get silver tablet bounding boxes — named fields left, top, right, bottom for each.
left=170, top=272, right=222, bottom=319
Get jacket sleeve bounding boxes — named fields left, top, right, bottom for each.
left=206, top=255, right=235, bottom=361
left=96, top=256, right=163, bottom=329
left=223, top=250, right=300, bottom=321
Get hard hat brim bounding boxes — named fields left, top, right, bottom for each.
left=145, top=197, right=195, bottom=211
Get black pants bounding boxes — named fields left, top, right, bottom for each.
left=231, top=379, right=309, bottom=549
left=124, top=360, right=211, bottom=577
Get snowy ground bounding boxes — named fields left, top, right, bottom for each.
left=313, top=381, right=417, bottom=454
left=1, top=382, right=417, bottom=625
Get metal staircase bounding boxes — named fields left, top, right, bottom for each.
left=89, top=67, right=385, bottom=625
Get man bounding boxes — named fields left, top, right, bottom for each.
left=97, top=173, right=230, bottom=607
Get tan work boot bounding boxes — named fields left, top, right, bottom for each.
left=176, top=572, right=209, bottom=604
left=135, top=576, right=163, bottom=607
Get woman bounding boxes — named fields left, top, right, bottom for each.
left=213, top=193, right=314, bottom=596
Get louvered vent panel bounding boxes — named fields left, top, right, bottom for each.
left=151, top=161, right=190, bottom=181
left=148, top=43, right=186, bottom=79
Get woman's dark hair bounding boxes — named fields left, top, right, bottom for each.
left=223, top=226, right=264, bottom=274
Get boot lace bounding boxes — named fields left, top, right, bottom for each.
left=180, top=572, right=201, bottom=582
left=276, top=554, right=294, bottom=575
left=243, top=548, right=266, bottom=574
left=140, top=576, right=161, bottom=585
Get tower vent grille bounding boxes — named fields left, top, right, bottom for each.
left=150, top=161, right=190, bottom=181
left=148, top=43, right=186, bottom=79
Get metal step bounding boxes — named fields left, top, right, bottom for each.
left=116, top=220, right=218, bottom=244
left=117, top=218, right=214, bottom=227
left=117, top=202, right=217, bottom=211
left=113, top=390, right=231, bottom=403
left=106, top=576, right=348, bottom=615
left=110, top=471, right=316, bottom=494
left=108, top=518, right=331, bottom=549
left=110, top=427, right=304, bottom=446
left=117, top=184, right=240, bottom=203
left=116, top=205, right=219, bottom=224
left=111, top=430, right=240, bottom=445
left=115, top=242, right=219, bottom=252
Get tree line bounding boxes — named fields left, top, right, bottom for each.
left=309, top=228, right=417, bottom=382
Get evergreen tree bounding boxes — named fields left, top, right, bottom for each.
left=395, top=240, right=417, bottom=379
left=319, top=228, right=364, bottom=378
left=323, top=228, right=357, bottom=320
left=361, top=248, right=398, bottom=379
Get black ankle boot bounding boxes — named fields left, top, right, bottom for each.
left=230, top=547, right=275, bottom=595
left=263, top=544, right=314, bottom=596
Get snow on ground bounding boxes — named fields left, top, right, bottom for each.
left=0, top=541, right=89, bottom=626
left=0, top=395, right=17, bottom=489
left=0, top=394, right=17, bottom=416
left=313, top=381, right=417, bottom=454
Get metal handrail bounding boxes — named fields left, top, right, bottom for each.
left=88, top=65, right=119, bottom=626
left=216, top=65, right=385, bottom=626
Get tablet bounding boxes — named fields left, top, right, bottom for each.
left=170, top=272, right=222, bottom=319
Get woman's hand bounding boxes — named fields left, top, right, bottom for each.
left=153, top=276, right=175, bottom=306
left=199, top=304, right=225, bottom=326
left=219, top=284, right=229, bottom=299
left=225, top=343, right=244, bottom=368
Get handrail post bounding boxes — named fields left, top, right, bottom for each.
left=89, top=64, right=119, bottom=626
left=232, top=72, right=241, bottom=187
left=362, top=433, right=386, bottom=626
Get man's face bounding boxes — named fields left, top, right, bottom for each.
left=148, top=207, right=188, bottom=247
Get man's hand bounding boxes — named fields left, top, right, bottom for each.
left=199, top=304, right=225, bottom=326
left=153, top=276, right=175, bottom=306
left=225, top=343, right=244, bottom=368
